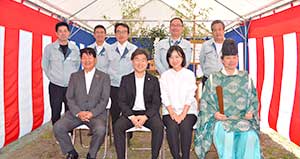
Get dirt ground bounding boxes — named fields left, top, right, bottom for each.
left=0, top=123, right=298, bottom=159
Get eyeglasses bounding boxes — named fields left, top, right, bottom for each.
left=170, top=24, right=183, bottom=27
left=116, top=30, right=128, bottom=35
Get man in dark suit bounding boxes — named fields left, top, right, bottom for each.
left=53, top=48, right=110, bottom=159
left=113, top=48, right=164, bottom=159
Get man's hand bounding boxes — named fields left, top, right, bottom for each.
left=85, top=111, right=93, bottom=120
left=214, top=112, right=227, bottom=121
left=129, top=115, right=139, bottom=128
left=136, top=115, right=148, bottom=127
left=77, top=111, right=88, bottom=121
left=77, top=111, right=93, bottom=122
left=244, top=112, right=253, bottom=120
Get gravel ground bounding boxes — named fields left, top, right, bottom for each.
left=0, top=123, right=298, bottom=159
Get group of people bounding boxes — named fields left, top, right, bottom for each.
left=42, top=17, right=262, bottom=159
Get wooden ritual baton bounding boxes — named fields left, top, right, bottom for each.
left=216, top=85, right=224, bottom=114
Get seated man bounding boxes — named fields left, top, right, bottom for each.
left=53, top=48, right=110, bottom=159
left=113, top=48, right=164, bottom=159
left=194, top=39, right=262, bottom=159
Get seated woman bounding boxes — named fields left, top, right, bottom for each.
left=160, top=45, right=198, bottom=159
left=194, top=39, right=262, bottom=159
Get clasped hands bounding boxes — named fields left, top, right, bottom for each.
left=77, top=111, right=93, bottom=122
left=130, top=115, right=148, bottom=128
left=170, top=112, right=186, bottom=124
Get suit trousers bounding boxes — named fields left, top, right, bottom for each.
left=53, top=111, right=106, bottom=158
left=113, top=112, right=164, bottom=159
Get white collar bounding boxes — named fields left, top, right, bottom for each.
left=170, top=67, right=184, bottom=74
left=117, top=41, right=128, bottom=49
left=134, top=72, right=146, bottom=79
left=84, top=67, right=96, bottom=75
left=170, top=36, right=181, bottom=42
left=221, top=67, right=238, bottom=76
left=213, top=38, right=225, bottom=45
left=94, top=41, right=106, bottom=48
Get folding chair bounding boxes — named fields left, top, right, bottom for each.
left=125, top=126, right=164, bottom=159
left=72, top=98, right=111, bottom=159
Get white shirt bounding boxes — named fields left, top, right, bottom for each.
left=221, top=67, right=239, bottom=76
left=117, top=41, right=128, bottom=57
left=133, top=74, right=146, bottom=111
left=159, top=68, right=198, bottom=116
left=95, top=43, right=104, bottom=55
left=215, top=42, right=223, bottom=56
left=84, top=67, right=96, bottom=94
left=214, top=41, right=223, bottom=64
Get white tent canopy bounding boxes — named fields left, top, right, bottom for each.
left=21, top=0, right=296, bottom=34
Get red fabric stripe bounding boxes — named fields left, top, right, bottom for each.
left=248, top=6, right=300, bottom=37
left=255, top=38, right=264, bottom=116
left=3, top=28, right=19, bottom=146
left=268, top=36, right=284, bottom=130
left=31, top=33, right=44, bottom=131
left=289, top=32, right=300, bottom=146
left=0, top=0, right=58, bottom=146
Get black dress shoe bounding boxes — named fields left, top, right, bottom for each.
left=66, top=153, right=78, bottom=159
left=66, top=150, right=78, bottom=159
left=86, top=153, right=95, bottom=159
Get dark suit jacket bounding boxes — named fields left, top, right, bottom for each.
left=66, top=69, right=111, bottom=119
left=118, top=72, right=161, bottom=118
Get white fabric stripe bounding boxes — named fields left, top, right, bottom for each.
left=260, top=36, right=275, bottom=128
left=18, top=30, right=33, bottom=137
left=79, top=43, right=85, bottom=49
left=238, top=42, right=244, bottom=70
left=42, top=35, right=52, bottom=125
left=248, top=38, right=257, bottom=87
left=277, top=33, right=298, bottom=140
left=0, top=26, right=5, bottom=148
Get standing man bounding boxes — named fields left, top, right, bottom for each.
left=42, top=21, right=80, bottom=125
left=88, top=25, right=110, bottom=73
left=54, top=48, right=110, bottom=159
left=154, top=17, right=192, bottom=75
left=107, top=23, right=138, bottom=124
left=199, top=20, right=225, bottom=86
left=113, top=49, right=164, bottom=159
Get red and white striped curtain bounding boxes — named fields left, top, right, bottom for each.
left=248, top=5, right=300, bottom=146
left=0, top=0, right=59, bottom=148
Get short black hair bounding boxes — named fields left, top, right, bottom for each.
left=55, top=22, right=70, bottom=32
left=114, top=23, right=130, bottom=34
left=170, top=17, right=183, bottom=25
left=94, top=25, right=106, bottom=33
left=166, top=45, right=186, bottom=68
left=131, top=48, right=149, bottom=60
left=211, top=20, right=225, bottom=31
left=80, top=47, right=96, bottom=58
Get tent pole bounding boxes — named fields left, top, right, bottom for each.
left=214, top=0, right=245, bottom=20
left=68, top=0, right=98, bottom=20
left=244, top=21, right=248, bottom=71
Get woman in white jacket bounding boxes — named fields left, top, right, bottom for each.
left=159, top=45, right=198, bottom=159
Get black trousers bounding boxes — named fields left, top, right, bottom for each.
left=49, top=82, right=69, bottom=125
left=110, top=86, right=121, bottom=125
left=163, top=114, right=197, bottom=159
left=113, top=111, right=164, bottom=159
